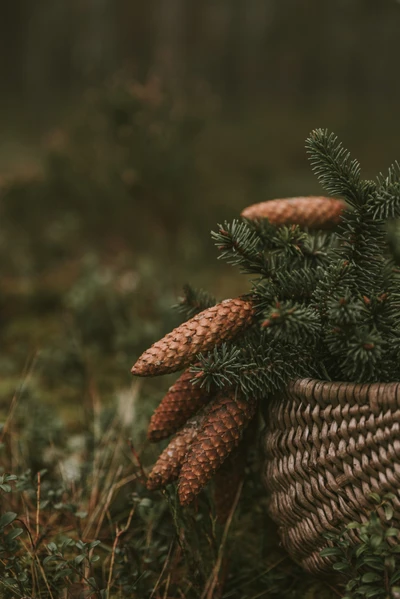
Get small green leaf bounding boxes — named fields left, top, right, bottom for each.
left=355, top=544, right=368, bottom=558
left=383, top=492, right=396, bottom=501
left=6, top=528, right=23, bottom=541
left=75, top=540, right=86, bottom=550
left=320, top=547, right=342, bottom=557
left=0, top=512, right=17, bottom=528
left=384, top=503, right=394, bottom=520
left=345, top=580, right=357, bottom=591
left=370, top=534, right=383, bottom=549
left=54, top=568, right=73, bottom=581
left=385, top=527, right=399, bottom=537
left=362, top=556, right=385, bottom=570
left=369, top=493, right=381, bottom=504
left=332, top=562, right=350, bottom=571
left=347, top=521, right=362, bottom=529
left=362, top=572, right=382, bottom=583
left=365, top=588, right=385, bottom=598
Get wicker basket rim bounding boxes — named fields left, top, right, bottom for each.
left=283, top=378, right=400, bottom=411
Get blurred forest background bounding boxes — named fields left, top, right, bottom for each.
left=1, top=2, right=400, bottom=597
left=2, top=0, right=400, bottom=259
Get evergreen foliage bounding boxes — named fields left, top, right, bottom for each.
left=321, top=494, right=400, bottom=599
left=192, top=129, right=400, bottom=392
left=173, top=283, right=216, bottom=320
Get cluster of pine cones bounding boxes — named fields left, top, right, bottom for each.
left=131, top=196, right=344, bottom=513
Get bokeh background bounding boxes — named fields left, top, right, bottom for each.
left=1, top=2, right=400, bottom=597
left=0, top=0, right=400, bottom=430
left=1, top=0, right=400, bottom=426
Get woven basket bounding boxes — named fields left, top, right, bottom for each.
left=262, top=378, right=400, bottom=575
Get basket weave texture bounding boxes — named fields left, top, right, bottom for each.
left=262, top=378, right=400, bottom=575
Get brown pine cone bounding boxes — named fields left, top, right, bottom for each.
left=241, top=196, right=345, bottom=229
left=131, top=297, right=255, bottom=377
left=213, top=418, right=257, bottom=522
left=213, top=448, right=246, bottom=523
left=146, top=410, right=206, bottom=491
left=178, top=391, right=258, bottom=506
left=148, top=367, right=212, bottom=442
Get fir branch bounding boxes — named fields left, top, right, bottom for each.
left=261, top=301, right=321, bottom=346
left=269, top=266, right=318, bottom=301
left=244, top=217, right=279, bottom=248
left=173, top=284, right=216, bottom=320
left=271, top=225, right=308, bottom=260
left=334, top=203, right=386, bottom=295
left=251, top=267, right=314, bottom=311
left=324, top=326, right=386, bottom=382
left=311, top=260, right=353, bottom=320
left=211, top=220, right=269, bottom=276
left=190, top=345, right=243, bottom=393
left=306, top=129, right=363, bottom=206
left=299, top=231, right=337, bottom=267
left=368, top=160, right=400, bottom=219
left=326, top=290, right=369, bottom=328
left=190, top=337, right=317, bottom=399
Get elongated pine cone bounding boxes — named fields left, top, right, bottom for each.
left=146, top=410, right=206, bottom=491
left=148, top=367, right=212, bottom=441
left=213, top=448, right=246, bottom=523
left=178, top=391, right=258, bottom=506
left=241, top=196, right=345, bottom=229
left=131, top=297, right=255, bottom=377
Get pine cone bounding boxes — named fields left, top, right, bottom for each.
left=213, top=418, right=257, bottom=522
left=241, top=196, right=345, bottom=229
left=146, top=410, right=206, bottom=491
left=148, top=367, right=212, bottom=442
left=131, top=297, right=255, bottom=377
left=178, top=391, right=258, bottom=506
left=213, top=448, right=246, bottom=523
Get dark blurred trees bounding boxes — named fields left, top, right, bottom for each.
left=2, top=0, right=400, bottom=122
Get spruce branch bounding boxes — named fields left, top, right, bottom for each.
left=271, top=225, right=308, bottom=259
left=366, top=162, right=400, bottom=219
left=252, top=266, right=317, bottom=309
left=306, top=129, right=363, bottom=206
left=211, top=220, right=269, bottom=275
left=173, top=284, right=216, bottom=320
left=326, top=291, right=369, bottom=328
left=261, top=301, right=321, bottom=345
left=335, top=206, right=386, bottom=295
left=244, top=216, right=281, bottom=247
left=299, top=231, right=337, bottom=267
left=190, top=344, right=243, bottom=393
left=191, top=337, right=315, bottom=398
left=325, top=326, right=385, bottom=382
left=312, top=260, right=353, bottom=319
